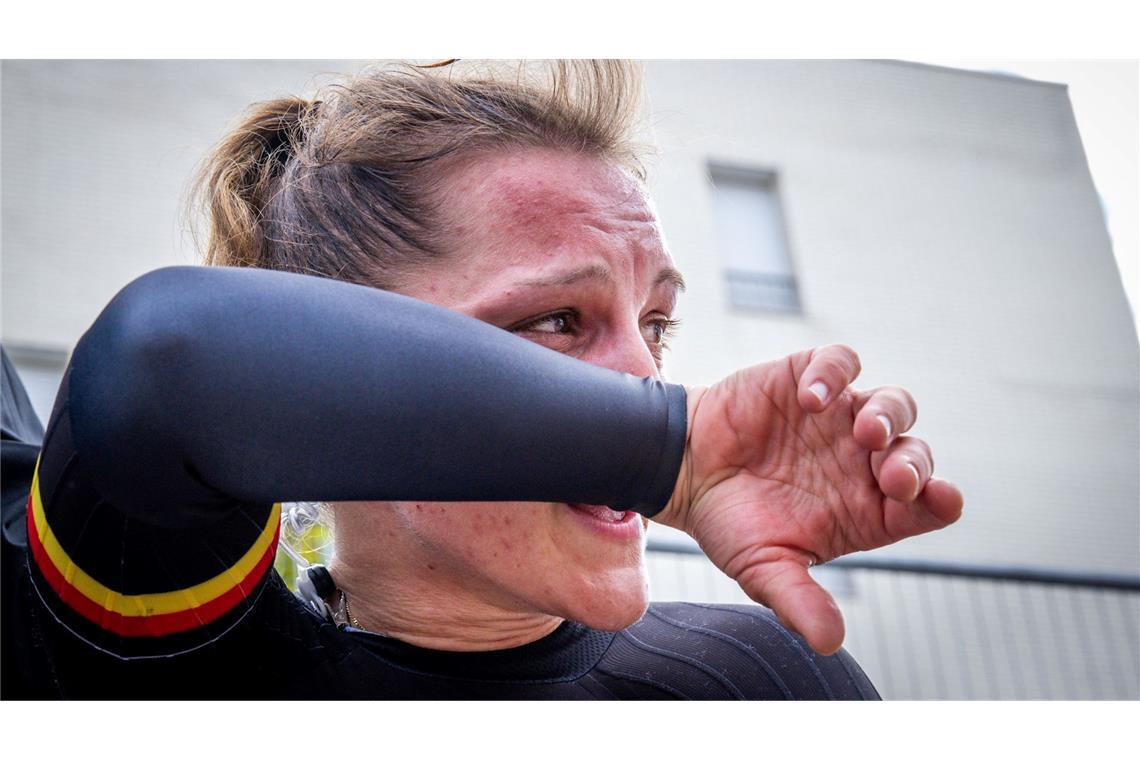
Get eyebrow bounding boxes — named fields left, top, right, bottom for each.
left=516, top=264, right=687, bottom=292
left=515, top=264, right=613, bottom=289
left=655, top=267, right=687, bottom=292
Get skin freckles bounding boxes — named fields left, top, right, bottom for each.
left=329, top=148, right=683, bottom=651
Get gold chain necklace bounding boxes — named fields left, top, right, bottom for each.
left=342, top=590, right=365, bottom=629
left=341, top=591, right=388, bottom=637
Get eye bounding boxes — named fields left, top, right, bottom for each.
left=642, top=316, right=680, bottom=347
left=508, top=310, right=583, bottom=345
left=521, top=311, right=577, bottom=335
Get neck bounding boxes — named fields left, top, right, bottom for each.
left=328, top=515, right=563, bottom=652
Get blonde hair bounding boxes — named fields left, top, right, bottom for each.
left=198, top=61, right=648, bottom=581
left=195, top=60, right=646, bottom=290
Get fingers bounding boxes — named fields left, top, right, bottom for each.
left=852, top=385, right=918, bottom=450
left=796, top=344, right=862, bottom=412
left=916, top=477, right=965, bottom=526
left=870, top=432, right=964, bottom=541
left=739, top=558, right=846, bottom=656
left=882, top=477, right=965, bottom=540
left=870, top=435, right=933, bottom=502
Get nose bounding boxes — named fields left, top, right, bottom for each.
left=589, top=320, right=661, bottom=380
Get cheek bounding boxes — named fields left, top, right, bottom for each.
left=398, top=502, right=553, bottom=568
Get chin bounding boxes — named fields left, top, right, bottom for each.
left=582, top=604, right=649, bottom=632
left=561, top=572, right=651, bottom=632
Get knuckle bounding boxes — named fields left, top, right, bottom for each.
left=900, top=388, right=918, bottom=420
left=900, top=437, right=933, bottom=473
left=919, top=439, right=934, bottom=469
left=878, top=385, right=917, bottom=424
left=867, top=389, right=901, bottom=417
left=822, top=359, right=846, bottom=384
left=830, top=343, right=862, bottom=376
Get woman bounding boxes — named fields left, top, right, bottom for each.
left=1, top=61, right=961, bottom=698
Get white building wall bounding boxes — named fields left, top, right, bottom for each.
left=641, top=60, right=1139, bottom=575
left=2, top=60, right=362, bottom=353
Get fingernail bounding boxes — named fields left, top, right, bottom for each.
left=808, top=381, right=829, bottom=404
left=876, top=414, right=892, bottom=439
left=906, top=460, right=921, bottom=498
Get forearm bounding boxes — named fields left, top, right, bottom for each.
left=66, top=267, right=687, bottom=524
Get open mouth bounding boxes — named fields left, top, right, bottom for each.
left=566, top=503, right=636, bottom=523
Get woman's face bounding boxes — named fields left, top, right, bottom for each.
left=366, top=148, right=684, bottom=632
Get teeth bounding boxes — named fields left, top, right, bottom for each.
left=573, top=504, right=627, bottom=522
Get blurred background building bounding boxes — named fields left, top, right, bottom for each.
left=2, top=59, right=1137, bottom=698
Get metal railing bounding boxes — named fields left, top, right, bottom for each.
left=645, top=540, right=1140, bottom=700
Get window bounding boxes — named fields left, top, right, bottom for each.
left=709, top=164, right=801, bottom=313
left=5, top=344, right=68, bottom=425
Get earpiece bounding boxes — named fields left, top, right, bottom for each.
left=295, top=565, right=336, bottom=621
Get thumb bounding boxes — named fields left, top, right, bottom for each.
left=738, top=558, right=846, bottom=655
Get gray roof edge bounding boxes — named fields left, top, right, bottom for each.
left=874, top=59, right=1068, bottom=90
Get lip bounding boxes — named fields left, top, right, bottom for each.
left=563, top=503, right=644, bottom=541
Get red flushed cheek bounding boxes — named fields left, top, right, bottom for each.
left=497, top=515, right=514, bottom=551
left=403, top=501, right=549, bottom=572
left=429, top=504, right=496, bottom=533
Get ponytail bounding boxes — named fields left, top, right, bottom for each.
left=194, top=62, right=645, bottom=287
left=197, top=97, right=313, bottom=268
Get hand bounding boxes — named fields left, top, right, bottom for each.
left=657, top=345, right=963, bottom=655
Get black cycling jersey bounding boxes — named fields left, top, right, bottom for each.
left=1, top=266, right=878, bottom=699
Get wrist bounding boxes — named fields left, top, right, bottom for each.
left=655, top=384, right=708, bottom=531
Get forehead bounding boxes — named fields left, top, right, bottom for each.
left=436, top=148, right=670, bottom=276
left=460, top=150, right=645, bottom=228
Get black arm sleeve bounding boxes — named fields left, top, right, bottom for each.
left=17, top=266, right=686, bottom=660
left=69, top=266, right=688, bottom=522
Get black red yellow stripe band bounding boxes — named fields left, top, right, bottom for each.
left=27, top=463, right=281, bottom=637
